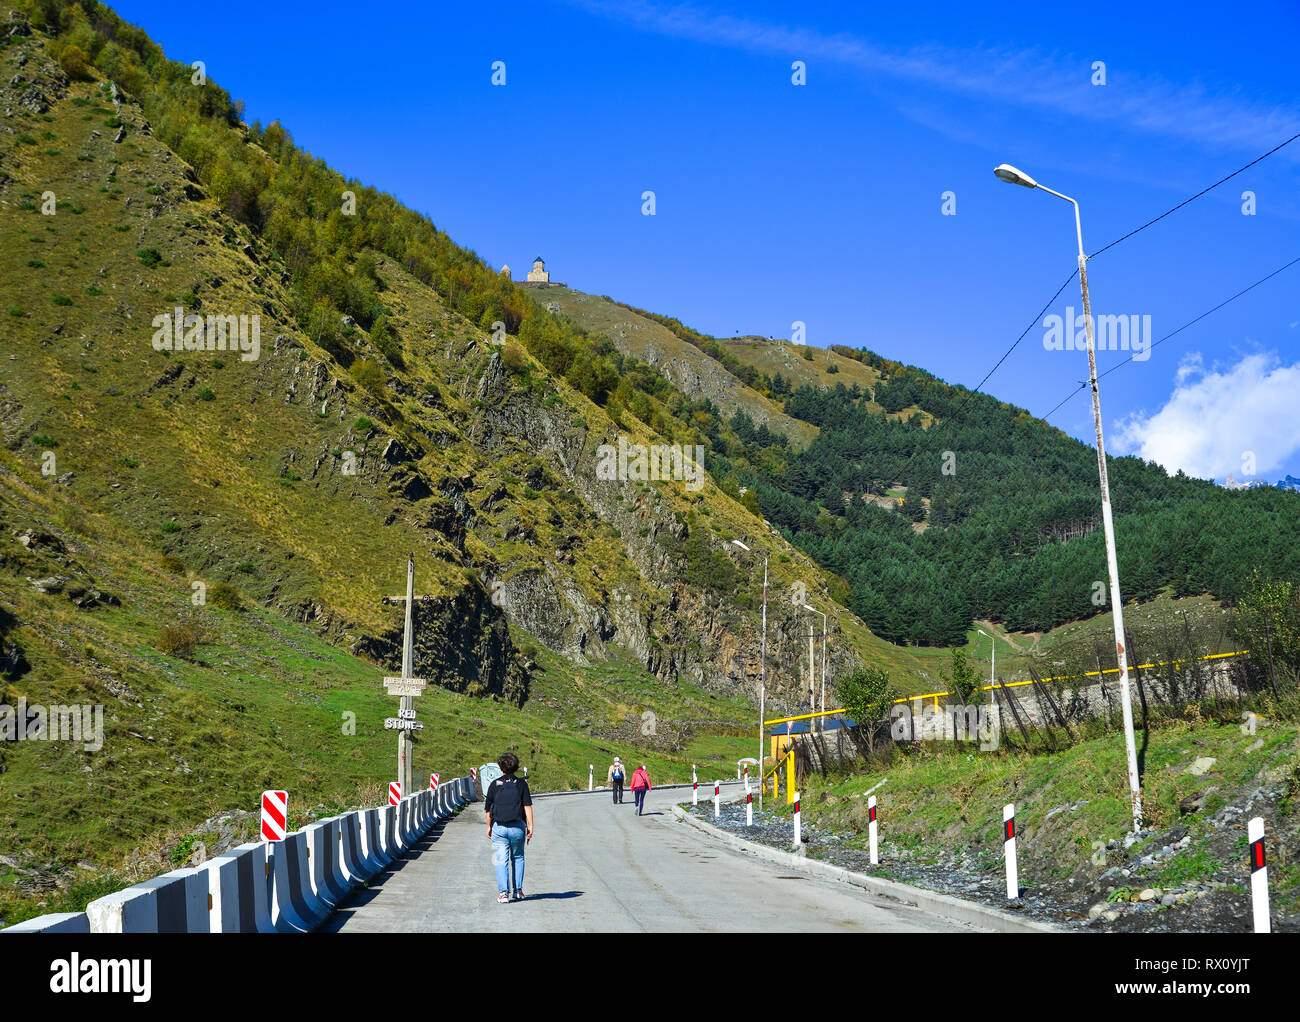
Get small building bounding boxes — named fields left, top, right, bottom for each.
left=514, top=256, right=564, bottom=287
left=526, top=256, right=549, bottom=284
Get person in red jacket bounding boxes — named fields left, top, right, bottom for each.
left=630, top=764, right=652, bottom=816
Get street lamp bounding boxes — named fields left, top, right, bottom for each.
left=733, top=540, right=768, bottom=808
left=994, top=162, right=1143, bottom=832
left=803, top=604, right=827, bottom=733
left=977, top=628, right=997, bottom=728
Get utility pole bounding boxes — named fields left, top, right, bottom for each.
left=804, top=603, right=827, bottom=734
left=732, top=540, right=767, bottom=809
left=808, top=622, right=815, bottom=719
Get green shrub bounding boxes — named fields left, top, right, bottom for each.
left=136, top=247, right=164, bottom=267
left=160, top=520, right=182, bottom=534
left=51, top=294, right=72, bottom=306
left=157, top=623, right=198, bottom=658
left=59, top=45, right=94, bottom=81
left=502, top=342, right=527, bottom=374
left=209, top=582, right=242, bottom=611
left=349, top=359, right=387, bottom=398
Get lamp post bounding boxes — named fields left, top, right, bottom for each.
left=977, top=628, right=997, bottom=728
left=733, top=540, right=768, bottom=808
left=804, top=604, right=827, bottom=733
left=994, top=163, right=1143, bottom=832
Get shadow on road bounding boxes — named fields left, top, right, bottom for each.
left=314, top=816, right=456, bottom=932
left=520, top=891, right=583, bottom=901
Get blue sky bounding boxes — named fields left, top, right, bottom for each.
left=112, top=0, right=1300, bottom=483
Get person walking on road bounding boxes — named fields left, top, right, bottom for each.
left=485, top=752, right=533, bottom=903
left=631, top=763, right=652, bottom=816
left=608, top=757, right=627, bottom=804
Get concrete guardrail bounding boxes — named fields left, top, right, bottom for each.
left=1, top=775, right=477, bottom=935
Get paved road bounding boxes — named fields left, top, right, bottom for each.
left=323, top=784, right=977, bottom=933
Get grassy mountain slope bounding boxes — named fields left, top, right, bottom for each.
left=532, top=286, right=817, bottom=445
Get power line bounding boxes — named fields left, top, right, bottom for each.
left=946, top=132, right=1300, bottom=426
left=1088, top=133, right=1300, bottom=260
left=1041, top=254, right=1300, bottom=421
left=955, top=132, right=1300, bottom=430
left=824, top=134, right=1300, bottom=495
left=915, top=269, right=1078, bottom=457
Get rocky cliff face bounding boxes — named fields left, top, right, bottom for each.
left=465, top=352, right=859, bottom=713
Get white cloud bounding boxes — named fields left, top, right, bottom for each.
left=1113, top=352, right=1300, bottom=480
left=569, top=0, right=1300, bottom=157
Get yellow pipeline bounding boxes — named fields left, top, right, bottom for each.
left=762, top=649, right=1251, bottom=727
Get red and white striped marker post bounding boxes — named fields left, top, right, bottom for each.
left=692, top=779, right=698, bottom=806
left=1249, top=817, right=1270, bottom=933
left=868, top=795, right=878, bottom=865
left=746, top=791, right=753, bottom=826
left=713, top=781, right=720, bottom=818
left=793, top=791, right=802, bottom=846
left=743, top=763, right=750, bottom=794
left=429, top=773, right=439, bottom=791
left=261, top=790, right=287, bottom=842
left=389, top=781, right=402, bottom=806
left=1003, top=803, right=1018, bottom=899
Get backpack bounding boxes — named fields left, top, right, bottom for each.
left=612, top=764, right=624, bottom=781
left=489, top=776, right=524, bottom=823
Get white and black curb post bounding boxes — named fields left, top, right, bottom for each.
left=713, top=781, right=720, bottom=818
left=1249, top=816, right=1270, bottom=933
left=1003, top=803, right=1018, bottom=899
left=868, top=795, right=878, bottom=865
left=793, top=791, right=802, bottom=846
left=588, top=764, right=593, bottom=792
left=746, top=790, right=753, bottom=827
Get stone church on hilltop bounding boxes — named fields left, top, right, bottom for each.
left=502, top=256, right=563, bottom=287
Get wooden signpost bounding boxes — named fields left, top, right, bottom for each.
left=382, top=554, right=431, bottom=799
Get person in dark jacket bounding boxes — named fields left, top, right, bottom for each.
left=484, top=752, right=533, bottom=902
left=607, top=757, right=627, bottom=804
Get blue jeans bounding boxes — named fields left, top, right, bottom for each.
left=491, top=822, right=525, bottom=894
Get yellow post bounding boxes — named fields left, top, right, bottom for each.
left=786, top=750, right=795, bottom=805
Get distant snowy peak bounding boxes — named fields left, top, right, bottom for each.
left=1221, top=472, right=1300, bottom=491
